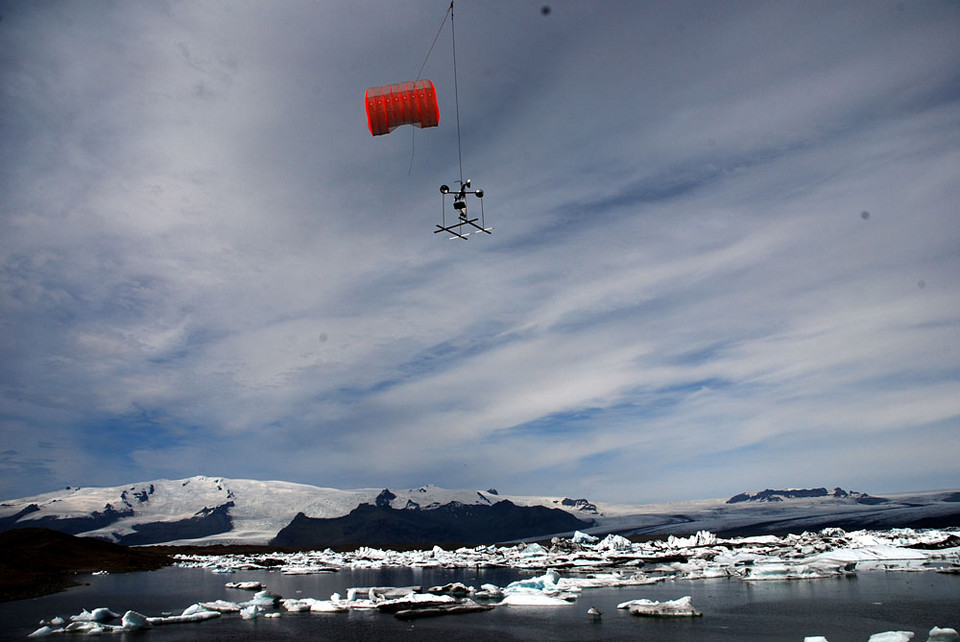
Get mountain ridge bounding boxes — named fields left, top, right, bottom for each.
left=2, top=477, right=959, bottom=546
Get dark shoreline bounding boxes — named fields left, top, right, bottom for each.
left=0, top=528, right=172, bottom=602
left=0, top=529, right=554, bottom=602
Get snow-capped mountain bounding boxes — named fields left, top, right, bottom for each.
left=1, top=476, right=958, bottom=546
left=0, top=477, right=600, bottom=546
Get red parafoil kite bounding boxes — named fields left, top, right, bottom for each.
left=364, top=79, right=439, bottom=136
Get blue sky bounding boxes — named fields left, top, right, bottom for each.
left=2, top=0, right=959, bottom=503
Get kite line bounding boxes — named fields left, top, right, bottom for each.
left=409, top=1, right=464, bottom=183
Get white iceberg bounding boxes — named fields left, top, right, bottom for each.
left=27, top=626, right=54, bottom=638
left=225, top=580, right=264, bottom=590
left=147, top=604, right=221, bottom=625
left=69, top=607, right=120, bottom=622
left=928, top=627, right=960, bottom=641
left=242, top=589, right=282, bottom=607
left=597, top=534, right=632, bottom=551
left=311, top=599, right=350, bottom=613
left=619, top=596, right=702, bottom=617
left=121, top=610, right=150, bottom=631
left=199, top=599, right=242, bottom=613
left=281, top=598, right=315, bottom=612
left=64, top=621, right=109, bottom=634
left=499, top=592, right=575, bottom=606
left=869, top=632, right=915, bottom=642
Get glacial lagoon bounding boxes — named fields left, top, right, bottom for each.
left=2, top=566, right=958, bottom=641
left=3, top=528, right=959, bottom=640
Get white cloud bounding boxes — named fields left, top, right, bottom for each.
left=2, top=0, right=958, bottom=501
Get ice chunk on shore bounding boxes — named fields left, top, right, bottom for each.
left=619, top=596, right=702, bottom=617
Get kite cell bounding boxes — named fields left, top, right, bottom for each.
left=365, top=79, right=440, bottom=136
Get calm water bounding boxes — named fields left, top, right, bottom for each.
left=1, top=566, right=957, bottom=641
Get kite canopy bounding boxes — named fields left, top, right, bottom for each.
left=365, top=79, right=440, bottom=136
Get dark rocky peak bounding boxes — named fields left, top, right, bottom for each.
left=726, top=487, right=883, bottom=504
left=560, top=498, right=599, bottom=514
left=375, top=489, right=397, bottom=508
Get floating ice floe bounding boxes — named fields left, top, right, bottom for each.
left=69, top=607, right=120, bottom=622
left=147, top=604, right=221, bottom=625
left=807, top=627, right=959, bottom=642
left=868, top=632, right=915, bottom=642
left=241, top=589, right=282, bottom=607
left=499, top=592, right=574, bottom=606
left=618, top=596, right=702, bottom=617
left=199, top=599, right=242, bottom=613
left=225, top=580, right=263, bottom=590
left=30, top=610, right=150, bottom=636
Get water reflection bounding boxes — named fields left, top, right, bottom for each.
left=1, top=567, right=957, bottom=641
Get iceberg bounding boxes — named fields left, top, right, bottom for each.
left=225, top=580, right=264, bottom=590
left=868, top=633, right=915, bottom=642
left=619, top=596, right=703, bottom=617
left=199, top=599, right=242, bottom=612
left=119, top=610, right=150, bottom=631
left=597, top=534, right=632, bottom=551
left=499, top=592, right=575, bottom=606
left=928, top=627, right=960, bottom=641
left=27, top=626, right=54, bottom=638
left=281, top=598, right=315, bottom=612
left=393, top=600, right=494, bottom=620
left=147, top=604, right=221, bottom=625
left=242, top=589, right=282, bottom=607
left=311, top=599, right=350, bottom=613
left=69, top=607, right=120, bottom=622
left=572, top=530, right=598, bottom=543
left=64, top=621, right=109, bottom=634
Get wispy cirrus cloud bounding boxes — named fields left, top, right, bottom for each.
left=1, top=0, right=958, bottom=502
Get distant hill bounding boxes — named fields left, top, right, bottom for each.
left=271, top=500, right=593, bottom=548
